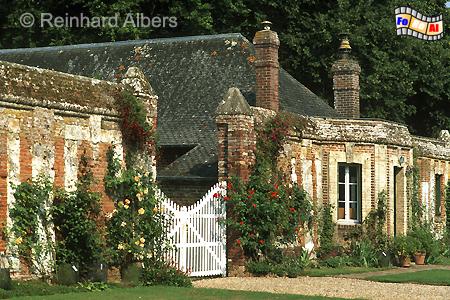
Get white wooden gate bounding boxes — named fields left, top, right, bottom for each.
left=157, top=181, right=227, bottom=277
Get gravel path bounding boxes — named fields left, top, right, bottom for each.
left=194, top=276, right=450, bottom=299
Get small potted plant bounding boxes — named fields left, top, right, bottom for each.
left=393, top=235, right=412, bottom=267
left=411, top=238, right=426, bottom=265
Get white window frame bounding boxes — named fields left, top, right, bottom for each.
left=338, top=164, right=361, bottom=224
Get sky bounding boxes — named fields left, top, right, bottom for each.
left=446, top=2, right=450, bottom=8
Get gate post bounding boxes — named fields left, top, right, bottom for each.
left=179, top=206, right=188, bottom=273
left=216, top=87, right=256, bottom=276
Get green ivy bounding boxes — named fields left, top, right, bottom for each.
left=7, top=175, right=54, bottom=277
left=118, top=90, right=156, bottom=152
left=51, top=152, right=104, bottom=279
left=317, top=203, right=335, bottom=256
left=407, top=153, right=423, bottom=230
left=446, top=181, right=450, bottom=233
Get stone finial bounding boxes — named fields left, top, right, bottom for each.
left=216, top=87, right=252, bottom=116
left=331, top=35, right=361, bottom=119
left=121, top=67, right=155, bottom=97
left=439, top=130, right=450, bottom=145
left=253, top=21, right=280, bottom=112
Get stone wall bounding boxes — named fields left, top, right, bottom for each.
left=277, top=115, right=449, bottom=241
left=0, top=61, right=157, bottom=253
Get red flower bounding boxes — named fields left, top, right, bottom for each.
left=274, top=183, right=279, bottom=190
left=259, top=239, right=265, bottom=245
left=227, top=182, right=233, bottom=189
left=236, top=239, right=241, bottom=245
left=249, top=189, right=255, bottom=195
left=270, top=191, right=278, bottom=198
left=290, top=207, right=296, bottom=213
left=213, top=193, right=220, bottom=198
left=223, top=196, right=230, bottom=201
left=239, top=221, right=244, bottom=226
left=252, top=203, right=257, bottom=208
left=247, top=195, right=252, bottom=199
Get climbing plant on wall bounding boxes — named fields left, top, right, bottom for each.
left=51, top=152, right=104, bottom=279
left=224, top=113, right=313, bottom=260
left=7, top=175, right=54, bottom=277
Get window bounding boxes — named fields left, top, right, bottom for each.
left=338, top=164, right=361, bottom=223
left=435, top=174, right=442, bottom=217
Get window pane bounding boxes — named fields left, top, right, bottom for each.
left=339, top=184, right=345, bottom=201
left=349, top=166, right=358, bottom=183
left=339, top=165, right=345, bottom=183
left=435, top=175, right=442, bottom=216
left=338, top=201, right=345, bottom=219
left=349, top=202, right=358, bottom=220
left=350, top=184, right=358, bottom=202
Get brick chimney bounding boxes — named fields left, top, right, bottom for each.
left=253, top=21, right=280, bottom=111
left=331, top=35, right=361, bottom=118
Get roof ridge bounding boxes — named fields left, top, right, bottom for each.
left=0, top=33, right=248, bottom=53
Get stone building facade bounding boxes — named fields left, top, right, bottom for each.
left=216, top=24, right=450, bottom=246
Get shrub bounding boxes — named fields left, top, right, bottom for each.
left=141, top=261, right=191, bottom=287
left=349, top=239, right=379, bottom=267
left=246, top=260, right=271, bottom=276
left=52, top=153, right=104, bottom=280
left=0, top=269, right=11, bottom=290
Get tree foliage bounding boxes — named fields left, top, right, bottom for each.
left=0, top=0, right=448, bottom=135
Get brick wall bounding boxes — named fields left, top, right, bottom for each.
left=253, top=26, right=280, bottom=112
left=331, top=41, right=361, bottom=119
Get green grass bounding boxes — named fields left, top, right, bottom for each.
left=13, top=286, right=346, bottom=300
left=303, top=267, right=389, bottom=277
left=436, top=256, right=450, bottom=265
left=0, top=280, right=88, bottom=299
left=368, top=269, right=450, bottom=286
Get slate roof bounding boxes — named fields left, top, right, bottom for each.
left=0, top=33, right=337, bottom=180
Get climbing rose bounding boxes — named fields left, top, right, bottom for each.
left=223, top=196, right=230, bottom=201
left=236, top=239, right=241, bottom=245
left=259, top=239, right=265, bottom=245
left=213, top=193, right=220, bottom=198
left=270, top=191, right=278, bottom=198
left=289, top=207, right=296, bottom=213
left=252, top=203, right=256, bottom=208
left=138, top=208, right=145, bottom=215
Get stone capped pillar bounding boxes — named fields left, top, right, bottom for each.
left=216, top=87, right=256, bottom=182
left=216, top=87, right=256, bottom=276
left=331, top=36, right=361, bottom=118
left=121, top=67, right=158, bottom=179
left=253, top=21, right=280, bottom=112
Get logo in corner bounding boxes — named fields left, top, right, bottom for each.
left=395, top=6, right=444, bottom=40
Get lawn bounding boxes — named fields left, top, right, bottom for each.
left=367, top=269, right=450, bottom=286
left=13, top=285, right=346, bottom=300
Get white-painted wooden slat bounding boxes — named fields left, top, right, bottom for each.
left=156, top=181, right=226, bottom=277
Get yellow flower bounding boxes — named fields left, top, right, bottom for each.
left=134, top=175, right=140, bottom=182
left=139, top=243, right=145, bottom=248
left=15, top=237, right=23, bottom=245
left=138, top=208, right=145, bottom=215
left=120, top=221, right=126, bottom=227
left=143, top=188, right=148, bottom=195
left=152, top=207, right=158, bottom=213
left=117, top=243, right=124, bottom=250
left=124, top=199, right=131, bottom=205
left=118, top=201, right=124, bottom=208
left=134, top=240, right=140, bottom=246
left=124, top=204, right=129, bottom=209
left=139, top=237, right=145, bottom=243
left=136, top=193, right=143, bottom=201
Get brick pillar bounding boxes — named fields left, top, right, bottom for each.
left=216, top=87, right=255, bottom=276
left=121, top=67, right=158, bottom=180
left=253, top=21, right=280, bottom=112
left=216, top=87, right=256, bottom=182
left=331, top=36, right=361, bottom=118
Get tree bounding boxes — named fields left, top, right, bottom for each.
left=0, top=0, right=448, bottom=136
